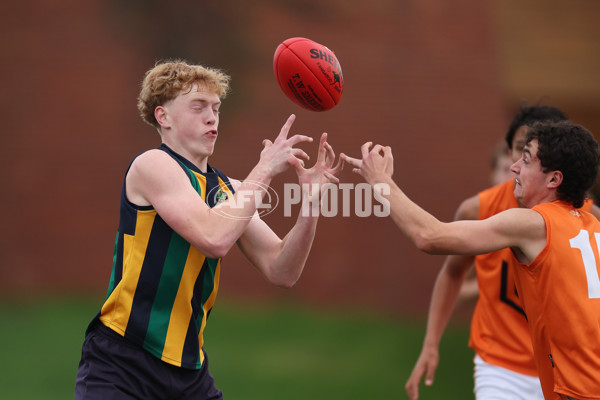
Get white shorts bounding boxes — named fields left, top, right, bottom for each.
left=473, top=354, right=544, bottom=400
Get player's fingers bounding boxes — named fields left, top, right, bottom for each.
left=277, top=114, right=296, bottom=140
left=360, top=142, right=373, bottom=159
left=371, top=144, right=385, bottom=156
left=404, top=378, right=419, bottom=400
left=324, top=141, right=336, bottom=166
left=324, top=171, right=340, bottom=184
left=291, top=148, right=310, bottom=161
left=330, top=155, right=344, bottom=175
left=424, top=363, right=436, bottom=387
left=341, top=153, right=361, bottom=168
left=383, top=145, right=393, bottom=158
left=410, top=388, right=419, bottom=400
left=262, top=139, right=273, bottom=148
left=288, top=155, right=305, bottom=171
left=316, top=133, right=328, bottom=163
left=287, top=134, right=313, bottom=147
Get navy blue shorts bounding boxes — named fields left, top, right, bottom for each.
left=75, top=322, right=223, bottom=400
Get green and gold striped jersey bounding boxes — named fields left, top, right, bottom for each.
left=93, top=144, right=234, bottom=369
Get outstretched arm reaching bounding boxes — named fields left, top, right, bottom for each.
left=237, top=132, right=344, bottom=287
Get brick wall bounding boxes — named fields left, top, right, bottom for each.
left=4, top=0, right=595, bottom=317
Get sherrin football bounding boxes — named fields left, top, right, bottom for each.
left=273, top=37, right=343, bottom=112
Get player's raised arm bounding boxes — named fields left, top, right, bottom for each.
left=128, top=114, right=312, bottom=259
left=341, top=143, right=546, bottom=260
left=236, top=132, right=344, bottom=287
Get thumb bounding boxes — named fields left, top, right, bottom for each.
left=425, top=367, right=435, bottom=386
left=262, top=139, right=273, bottom=148
left=288, top=156, right=305, bottom=174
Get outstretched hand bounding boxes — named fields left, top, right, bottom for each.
left=341, top=141, right=394, bottom=185
left=260, top=114, right=314, bottom=177
left=291, top=132, right=344, bottom=190
left=404, top=347, right=439, bottom=400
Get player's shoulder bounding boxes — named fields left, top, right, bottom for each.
left=128, top=148, right=186, bottom=184
left=131, top=148, right=179, bottom=171
left=491, top=208, right=546, bottom=240
left=132, top=148, right=173, bottom=166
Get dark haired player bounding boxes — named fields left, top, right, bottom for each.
left=343, top=120, right=600, bottom=400
left=405, top=105, right=599, bottom=400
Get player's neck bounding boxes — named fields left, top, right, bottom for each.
left=162, top=140, right=210, bottom=173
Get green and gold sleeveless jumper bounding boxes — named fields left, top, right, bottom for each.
left=92, top=144, right=234, bottom=369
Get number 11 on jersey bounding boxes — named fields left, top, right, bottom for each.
left=569, top=229, right=600, bottom=299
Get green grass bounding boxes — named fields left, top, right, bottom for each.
left=0, top=296, right=473, bottom=399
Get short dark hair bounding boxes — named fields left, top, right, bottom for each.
left=505, top=104, right=568, bottom=148
left=527, top=121, right=599, bottom=208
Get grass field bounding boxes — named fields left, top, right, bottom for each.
left=0, top=296, right=474, bottom=399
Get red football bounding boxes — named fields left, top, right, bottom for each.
left=273, top=37, right=343, bottom=112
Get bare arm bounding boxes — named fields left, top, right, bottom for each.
left=237, top=132, right=343, bottom=287
left=342, top=142, right=548, bottom=397
left=236, top=210, right=318, bottom=288
left=126, top=115, right=313, bottom=258
left=404, top=196, right=479, bottom=400
left=342, top=143, right=547, bottom=261
left=405, top=254, right=474, bottom=399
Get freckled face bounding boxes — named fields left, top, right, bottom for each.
left=162, top=85, right=221, bottom=160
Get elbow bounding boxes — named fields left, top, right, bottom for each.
left=211, top=241, right=235, bottom=259
left=411, top=220, right=453, bottom=255
left=267, top=270, right=301, bottom=288
left=270, top=276, right=299, bottom=289
left=414, top=238, right=434, bottom=254
left=197, top=237, right=235, bottom=259
left=207, top=247, right=228, bottom=259
left=413, top=231, right=441, bottom=255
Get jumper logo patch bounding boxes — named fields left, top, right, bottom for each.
left=214, top=189, right=229, bottom=205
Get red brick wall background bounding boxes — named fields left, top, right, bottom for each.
left=2, top=0, right=598, bottom=317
